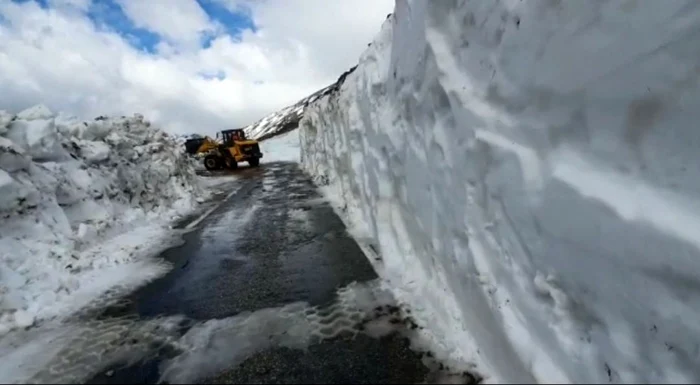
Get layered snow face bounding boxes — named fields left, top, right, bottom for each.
left=0, top=105, right=204, bottom=334
left=300, top=1, right=700, bottom=383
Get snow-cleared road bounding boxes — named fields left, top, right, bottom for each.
left=108, top=162, right=378, bottom=320
left=39, top=161, right=471, bottom=384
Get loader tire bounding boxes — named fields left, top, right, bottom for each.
left=204, top=155, right=221, bottom=171
left=248, top=158, right=260, bottom=167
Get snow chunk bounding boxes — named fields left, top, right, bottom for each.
left=0, top=137, right=31, bottom=172
left=0, top=170, right=20, bottom=211
left=0, top=169, right=39, bottom=212
left=82, top=120, right=116, bottom=142
left=16, top=104, right=53, bottom=121
left=75, top=139, right=110, bottom=164
left=13, top=311, right=34, bottom=329
left=0, top=111, right=13, bottom=135
left=5, top=109, right=67, bottom=162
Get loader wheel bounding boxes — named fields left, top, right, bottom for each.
left=227, top=159, right=238, bottom=170
left=248, top=158, right=260, bottom=167
left=204, top=155, right=221, bottom=171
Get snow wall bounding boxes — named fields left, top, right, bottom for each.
left=0, top=105, right=204, bottom=334
left=300, top=1, right=700, bottom=383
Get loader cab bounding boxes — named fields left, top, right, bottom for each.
left=218, top=129, right=247, bottom=146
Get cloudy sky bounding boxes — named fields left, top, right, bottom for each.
left=0, top=0, right=393, bottom=135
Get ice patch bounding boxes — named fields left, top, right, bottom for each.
left=197, top=174, right=240, bottom=190
left=289, top=207, right=310, bottom=223
left=0, top=315, right=187, bottom=384
left=184, top=186, right=242, bottom=231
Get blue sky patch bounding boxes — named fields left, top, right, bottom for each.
left=11, top=0, right=49, bottom=8
left=197, top=0, right=257, bottom=37
left=87, top=0, right=160, bottom=53
left=10, top=0, right=256, bottom=53
left=199, top=0, right=256, bottom=48
left=198, top=69, right=226, bottom=81
left=201, top=34, right=217, bottom=50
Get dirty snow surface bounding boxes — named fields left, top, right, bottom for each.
left=0, top=105, right=205, bottom=334
left=300, top=0, right=700, bottom=383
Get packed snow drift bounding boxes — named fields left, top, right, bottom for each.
left=0, top=105, right=205, bottom=334
left=300, top=0, right=700, bottom=383
left=259, top=129, right=302, bottom=163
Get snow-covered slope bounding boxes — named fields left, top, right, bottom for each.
left=0, top=105, right=205, bottom=334
left=243, top=86, right=333, bottom=141
left=243, top=67, right=359, bottom=142
left=300, top=1, right=700, bottom=383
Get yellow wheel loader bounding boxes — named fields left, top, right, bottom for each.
left=184, top=129, right=263, bottom=170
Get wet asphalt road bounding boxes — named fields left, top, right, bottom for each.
left=123, top=162, right=376, bottom=320
left=85, top=161, right=441, bottom=384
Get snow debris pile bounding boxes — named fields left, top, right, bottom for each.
left=0, top=105, right=204, bottom=334
left=300, top=1, right=700, bottom=383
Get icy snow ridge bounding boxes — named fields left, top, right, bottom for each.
left=300, top=1, right=700, bottom=383
left=0, top=105, right=204, bottom=334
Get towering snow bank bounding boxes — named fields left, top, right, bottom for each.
left=300, top=1, right=700, bottom=383
left=0, top=105, right=204, bottom=334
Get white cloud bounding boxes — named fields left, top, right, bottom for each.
left=0, top=0, right=393, bottom=136
left=115, top=0, right=215, bottom=48
left=243, top=0, right=394, bottom=79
